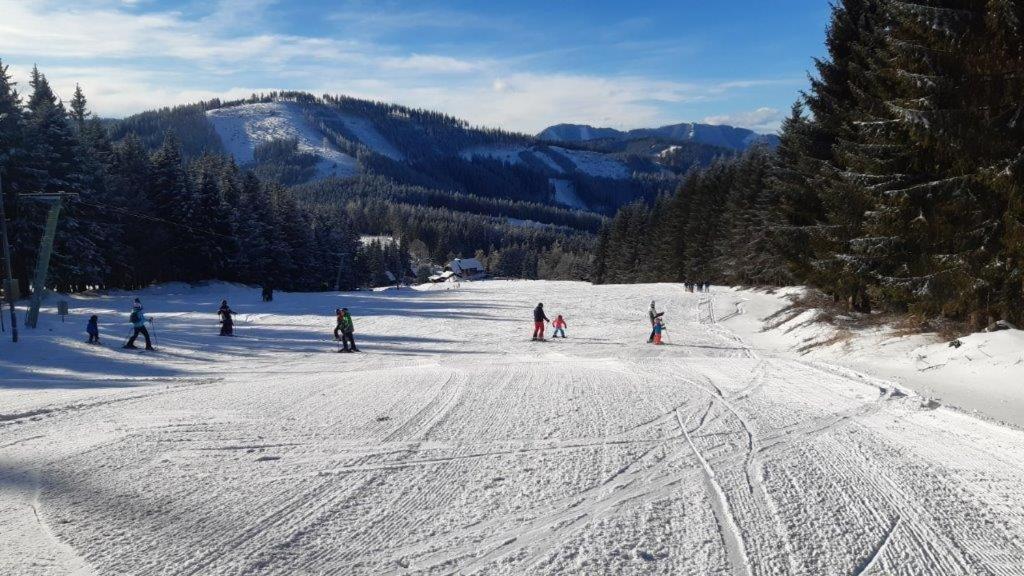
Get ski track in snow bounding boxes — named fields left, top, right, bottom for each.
left=2, top=280, right=1024, bottom=575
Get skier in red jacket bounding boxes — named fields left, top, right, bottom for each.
left=552, top=314, right=567, bottom=338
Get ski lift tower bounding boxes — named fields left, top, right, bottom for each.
left=0, top=172, right=18, bottom=342
left=21, top=191, right=77, bottom=329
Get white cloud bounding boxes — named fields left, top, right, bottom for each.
left=0, top=1, right=798, bottom=133
left=704, top=107, right=785, bottom=133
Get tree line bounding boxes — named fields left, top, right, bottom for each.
left=593, top=0, right=1024, bottom=328
left=0, top=62, right=369, bottom=294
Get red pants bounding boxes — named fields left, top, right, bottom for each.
left=533, top=321, right=545, bottom=339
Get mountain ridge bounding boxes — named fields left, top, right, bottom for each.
left=537, top=122, right=779, bottom=151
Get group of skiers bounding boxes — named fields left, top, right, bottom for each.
left=88, top=288, right=694, bottom=352
left=531, top=300, right=670, bottom=344
left=86, top=296, right=359, bottom=353
left=531, top=303, right=568, bottom=341
left=684, top=281, right=710, bottom=293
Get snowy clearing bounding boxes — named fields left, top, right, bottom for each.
left=335, top=113, right=404, bottom=161
left=206, top=102, right=358, bottom=177
left=2, top=281, right=1023, bottom=575
left=460, top=145, right=630, bottom=180
left=549, top=178, right=586, bottom=210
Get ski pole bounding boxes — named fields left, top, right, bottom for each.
left=148, top=318, right=157, bottom=348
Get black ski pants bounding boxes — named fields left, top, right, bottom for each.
left=128, top=326, right=152, bottom=348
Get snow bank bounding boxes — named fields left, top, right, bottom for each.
left=206, top=101, right=358, bottom=177
left=716, top=287, right=1024, bottom=427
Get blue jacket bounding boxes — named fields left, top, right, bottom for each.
left=86, top=318, right=98, bottom=335
left=131, top=310, right=147, bottom=328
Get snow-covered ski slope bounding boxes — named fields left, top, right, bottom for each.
left=206, top=101, right=359, bottom=177
left=2, top=281, right=1024, bottom=575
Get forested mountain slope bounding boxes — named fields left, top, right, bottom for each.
left=106, top=92, right=737, bottom=214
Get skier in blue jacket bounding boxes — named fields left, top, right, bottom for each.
left=124, top=304, right=154, bottom=350
left=86, top=315, right=100, bottom=344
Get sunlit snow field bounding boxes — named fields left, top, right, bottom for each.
left=2, top=280, right=1023, bottom=575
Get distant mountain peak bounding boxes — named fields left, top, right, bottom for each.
left=537, top=121, right=778, bottom=151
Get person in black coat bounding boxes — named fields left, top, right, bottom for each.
left=532, top=303, right=550, bottom=341
left=218, top=300, right=235, bottom=336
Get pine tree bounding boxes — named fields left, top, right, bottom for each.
left=69, top=84, right=89, bottom=130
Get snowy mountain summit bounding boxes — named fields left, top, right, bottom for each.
left=538, top=122, right=779, bottom=151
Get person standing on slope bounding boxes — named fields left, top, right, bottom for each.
left=648, top=301, right=665, bottom=343
left=333, top=308, right=345, bottom=341
left=552, top=314, right=567, bottom=338
left=652, top=316, right=667, bottom=345
left=337, top=308, right=359, bottom=353
left=86, top=314, right=100, bottom=344
left=218, top=300, right=235, bottom=336
left=124, top=303, right=154, bottom=350
left=532, top=303, right=550, bottom=341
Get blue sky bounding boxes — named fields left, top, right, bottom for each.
left=0, top=0, right=832, bottom=133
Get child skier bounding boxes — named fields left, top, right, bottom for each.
left=552, top=314, right=567, bottom=338
left=334, top=308, right=345, bottom=340
left=648, top=301, right=665, bottom=343
left=86, top=315, right=100, bottom=344
left=652, top=317, right=666, bottom=345
left=218, top=300, right=235, bottom=336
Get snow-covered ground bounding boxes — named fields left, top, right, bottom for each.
left=2, top=281, right=1023, bottom=575
left=335, top=114, right=404, bottom=160
left=460, top=145, right=630, bottom=180
left=548, top=146, right=630, bottom=179
left=206, top=101, right=358, bottom=178
left=549, top=178, right=587, bottom=210
left=715, top=287, right=1024, bottom=428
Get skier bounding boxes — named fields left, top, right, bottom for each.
left=337, top=308, right=359, bottom=352
left=652, top=316, right=667, bottom=345
left=648, top=301, right=665, bottom=343
left=333, top=308, right=345, bottom=341
left=532, top=303, right=550, bottom=341
left=218, top=300, right=235, bottom=336
left=124, top=304, right=154, bottom=350
left=552, top=314, right=567, bottom=338
left=261, top=283, right=273, bottom=302
left=86, top=314, right=100, bottom=344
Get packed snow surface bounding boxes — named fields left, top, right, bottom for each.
left=206, top=101, right=358, bottom=177
left=2, top=281, right=1024, bottom=575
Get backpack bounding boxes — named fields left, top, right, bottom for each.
left=130, top=310, right=140, bottom=324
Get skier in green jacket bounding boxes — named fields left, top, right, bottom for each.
left=337, top=308, right=359, bottom=353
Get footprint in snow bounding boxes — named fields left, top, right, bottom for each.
left=255, top=455, right=281, bottom=462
